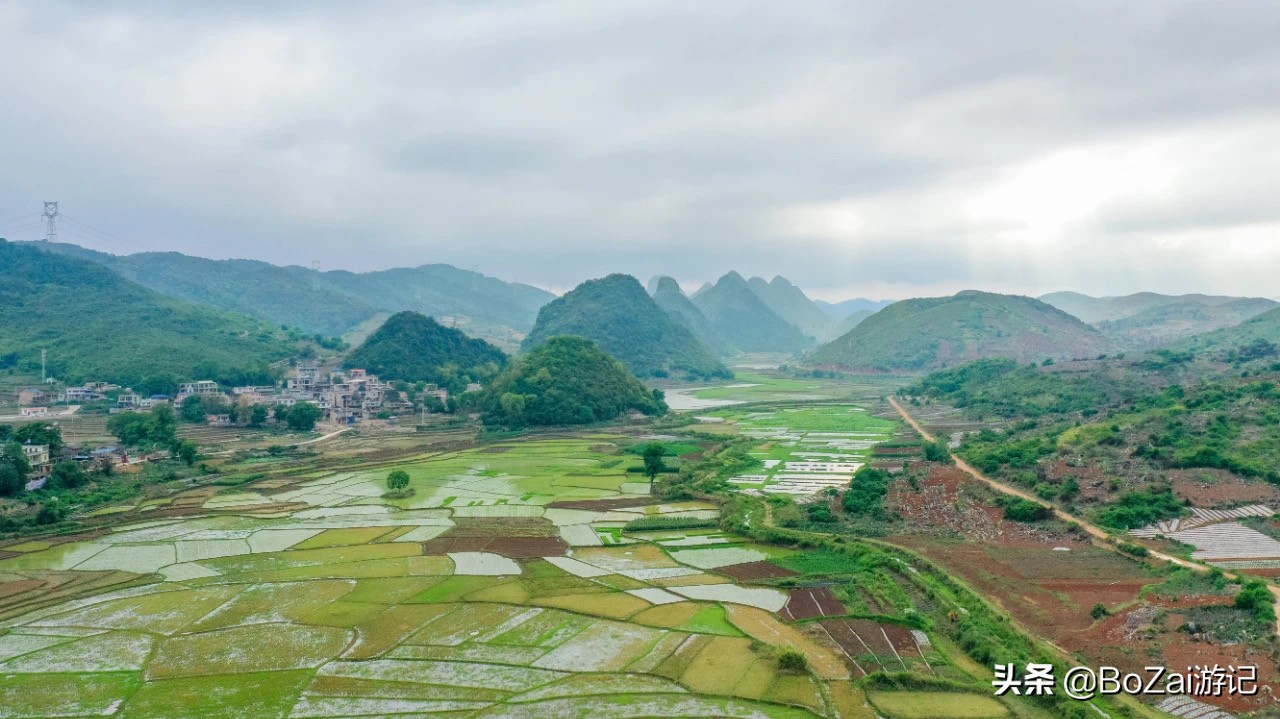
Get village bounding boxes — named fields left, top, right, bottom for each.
left=2, top=364, right=482, bottom=489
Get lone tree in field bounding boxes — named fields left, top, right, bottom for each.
left=641, top=443, right=667, bottom=484
left=777, top=649, right=807, bottom=672
left=386, top=469, right=410, bottom=493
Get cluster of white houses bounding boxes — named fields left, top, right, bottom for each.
left=17, top=367, right=471, bottom=427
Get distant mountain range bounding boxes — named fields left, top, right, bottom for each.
left=32, top=242, right=554, bottom=351
left=0, top=240, right=300, bottom=392
left=1040, top=291, right=1278, bottom=348
left=814, top=298, right=896, bottom=319
left=523, top=274, right=729, bottom=380
left=810, top=290, right=1112, bottom=371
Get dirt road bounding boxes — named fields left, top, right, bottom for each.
left=887, top=396, right=1280, bottom=632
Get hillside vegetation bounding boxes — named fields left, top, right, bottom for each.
left=811, top=290, right=1111, bottom=371
left=523, top=274, right=728, bottom=379
left=691, top=272, right=813, bottom=354
left=903, top=342, right=1280, bottom=527
left=1041, top=291, right=1277, bottom=348
left=481, top=336, right=667, bottom=427
left=36, top=242, right=554, bottom=346
left=1170, top=305, right=1280, bottom=356
left=344, top=311, right=507, bottom=391
left=0, top=240, right=299, bottom=392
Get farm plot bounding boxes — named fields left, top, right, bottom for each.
left=711, top=405, right=896, bottom=496
left=0, top=421, right=1005, bottom=719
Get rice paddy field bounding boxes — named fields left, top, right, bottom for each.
left=707, top=405, right=898, bottom=495
left=1, top=394, right=1047, bottom=719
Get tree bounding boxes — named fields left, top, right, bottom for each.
left=286, top=402, right=323, bottom=431
left=776, top=649, right=807, bottom=672
left=386, top=469, right=410, bottom=493
left=0, top=463, right=23, bottom=497
left=922, top=439, right=950, bottom=463
left=642, top=443, right=667, bottom=484
left=14, top=422, right=63, bottom=452
left=107, top=405, right=177, bottom=449
left=49, top=461, right=88, bottom=490
left=2, top=442, right=31, bottom=478
left=249, top=404, right=269, bottom=427
left=180, top=394, right=206, bottom=422
left=1090, top=603, right=1109, bottom=620
left=177, top=440, right=198, bottom=466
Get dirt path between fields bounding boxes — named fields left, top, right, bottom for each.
left=887, top=395, right=1280, bottom=634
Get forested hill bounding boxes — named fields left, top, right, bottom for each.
left=34, top=242, right=554, bottom=346
left=810, top=290, right=1111, bottom=371
left=691, top=272, right=813, bottom=354
left=344, top=311, right=507, bottom=391
left=481, top=336, right=667, bottom=427
left=0, top=240, right=300, bottom=392
left=523, top=274, right=729, bottom=379
left=649, top=276, right=735, bottom=357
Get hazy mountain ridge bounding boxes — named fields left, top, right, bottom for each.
left=649, top=276, right=736, bottom=357
left=690, top=272, right=814, bottom=354
left=814, top=298, right=896, bottom=319
left=33, top=242, right=554, bottom=348
left=745, top=276, right=835, bottom=341
left=1040, top=291, right=1278, bottom=348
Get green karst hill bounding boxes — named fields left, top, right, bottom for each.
left=522, top=274, right=728, bottom=379
left=344, top=311, right=507, bottom=390
left=810, top=290, right=1111, bottom=371
left=0, top=240, right=300, bottom=392
left=482, top=335, right=667, bottom=427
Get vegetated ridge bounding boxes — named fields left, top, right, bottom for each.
left=690, top=272, right=814, bottom=354
left=522, top=274, right=728, bottom=379
left=344, top=311, right=507, bottom=391
left=33, top=241, right=554, bottom=347
left=0, top=239, right=299, bottom=392
left=810, top=290, right=1112, bottom=371
left=481, top=335, right=667, bottom=427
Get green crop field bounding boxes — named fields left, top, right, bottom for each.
left=0, top=407, right=1057, bottom=719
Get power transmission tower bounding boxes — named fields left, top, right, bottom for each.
left=41, top=202, right=58, bottom=243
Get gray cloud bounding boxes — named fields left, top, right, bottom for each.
left=2, top=0, right=1280, bottom=300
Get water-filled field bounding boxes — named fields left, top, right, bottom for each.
left=0, top=428, right=1018, bottom=719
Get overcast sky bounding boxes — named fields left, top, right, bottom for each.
left=2, top=1, right=1279, bottom=300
